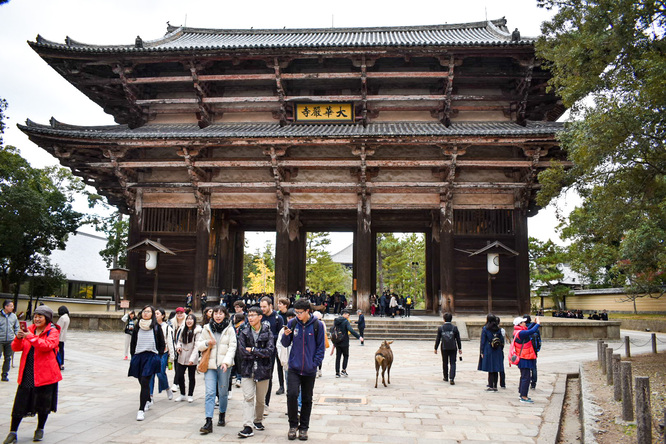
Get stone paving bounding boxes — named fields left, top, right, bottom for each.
left=0, top=327, right=664, bottom=444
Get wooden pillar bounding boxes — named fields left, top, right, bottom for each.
left=370, top=229, right=377, bottom=300
left=193, top=202, right=211, bottom=312
left=126, top=212, right=142, bottom=309
left=287, top=227, right=306, bottom=296
left=355, top=213, right=372, bottom=313
left=232, top=230, right=245, bottom=294
left=515, top=210, right=530, bottom=314
left=217, top=235, right=233, bottom=296
left=425, top=230, right=438, bottom=313
left=275, top=214, right=289, bottom=301
left=440, top=227, right=454, bottom=314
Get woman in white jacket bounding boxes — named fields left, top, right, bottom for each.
left=197, top=306, right=237, bottom=435
left=175, top=313, right=201, bottom=403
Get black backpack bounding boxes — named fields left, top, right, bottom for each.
left=330, top=323, right=344, bottom=345
left=440, top=327, right=457, bottom=350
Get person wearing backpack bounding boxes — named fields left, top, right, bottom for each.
left=434, top=312, right=462, bottom=384
left=329, top=310, right=362, bottom=378
left=477, top=314, right=503, bottom=391
left=524, top=315, right=541, bottom=389
left=512, top=316, right=541, bottom=403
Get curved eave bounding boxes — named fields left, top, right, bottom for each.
left=19, top=120, right=564, bottom=142
left=29, top=19, right=535, bottom=55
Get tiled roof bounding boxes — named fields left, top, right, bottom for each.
left=20, top=120, right=564, bottom=140
left=31, top=19, right=533, bottom=53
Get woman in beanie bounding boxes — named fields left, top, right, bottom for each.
left=128, top=305, right=165, bottom=421
left=196, top=305, right=237, bottom=434
left=4, top=305, right=62, bottom=443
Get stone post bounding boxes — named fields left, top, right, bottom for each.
left=601, top=343, right=608, bottom=374
left=625, top=336, right=631, bottom=358
left=635, top=376, right=652, bottom=444
left=612, top=354, right=622, bottom=401
left=597, top=339, right=603, bottom=363
left=652, top=333, right=657, bottom=354
left=605, top=348, right=614, bottom=384
left=621, top=361, right=634, bottom=421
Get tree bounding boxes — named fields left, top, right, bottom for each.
left=377, top=233, right=425, bottom=306
left=536, top=0, right=666, bottom=299
left=243, top=241, right=275, bottom=292
left=306, top=232, right=351, bottom=294
left=0, top=145, right=83, bottom=305
left=91, top=212, right=129, bottom=268
left=247, top=257, right=275, bottom=294
left=529, top=237, right=574, bottom=309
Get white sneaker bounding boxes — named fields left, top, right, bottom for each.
left=174, top=395, right=183, bottom=402
left=227, top=391, right=233, bottom=400
left=317, top=369, right=322, bottom=378
left=172, top=384, right=179, bottom=392
left=235, top=380, right=241, bottom=388
left=167, top=390, right=173, bottom=400
left=145, top=401, right=152, bottom=411
left=136, top=410, right=145, bottom=421
left=187, top=396, right=194, bottom=403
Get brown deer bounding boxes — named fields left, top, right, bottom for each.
left=374, top=340, right=393, bottom=388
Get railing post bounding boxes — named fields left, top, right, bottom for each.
left=598, top=339, right=603, bottom=362
left=621, top=361, right=634, bottom=421
left=605, top=348, right=614, bottom=384
left=635, top=376, right=652, bottom=444
left=624, top=335, right=630, bottom=358
left=601, top=343, right=608, bottom=374
left=612, top=354, right=622, bottom=401
left=652, top=333, right=657, bottom=354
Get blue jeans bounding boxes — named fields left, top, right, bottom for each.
left=149, top=353, right=169, bottom=395
left=204, top=367, right=231, bottom=418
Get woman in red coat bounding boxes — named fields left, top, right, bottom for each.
left=3, top=305, right=62, bottom=444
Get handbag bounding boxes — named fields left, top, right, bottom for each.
left=508, top=332, right=524, bottom=367
left=198, top=345, right=212, bottom=373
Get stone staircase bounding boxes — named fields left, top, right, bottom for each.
left=322, top=315, right=470, bottom=341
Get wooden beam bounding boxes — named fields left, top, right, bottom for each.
left=124, top=71, right=451, bottom=85
left=273, top=58, right=288, bottom=126
left=112, top=65, right=147, bottom=128
left=441, top=55, right=456, bottom=126
left=516, top=59, right=535, bottom=126
left=134, top=93, right=527, bottom=106
left=189, top=62, right=214, bottom=128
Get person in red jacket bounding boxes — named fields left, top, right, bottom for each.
left=3, top=305, right=62, bottom=444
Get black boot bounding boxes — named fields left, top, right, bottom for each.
left=217, top=412, right=226, bottom=427
left=200, top=418, right=213, bottom=434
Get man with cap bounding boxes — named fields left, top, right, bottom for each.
left=523, top=315, right=541, bottom=389
left=512, top=315, right=541, bottom=403
left=0, top=300, right=19, bottom=382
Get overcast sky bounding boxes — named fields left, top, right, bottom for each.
left=0, top=0, right=573, bottom=253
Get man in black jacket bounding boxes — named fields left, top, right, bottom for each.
left=237, top=307, right=275, bottom=438
left=434, top=312, right=462, bottom=384
left=260, top=296, right=284, bottom=403
left=331, top=310, right=362, bottom=377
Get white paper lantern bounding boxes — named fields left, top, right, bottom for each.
left=487, top=253, right=500, bottom=275
left=145, top=250, right=158, bottom=270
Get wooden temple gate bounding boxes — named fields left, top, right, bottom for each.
left=20, top=19, right=567, bottom=314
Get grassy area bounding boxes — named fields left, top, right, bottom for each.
left=608, top=313, right=666, bottom=320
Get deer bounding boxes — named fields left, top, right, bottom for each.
left=374, top=340, right=393, bottom=388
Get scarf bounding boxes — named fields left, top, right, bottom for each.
left=209, top=317, right=230, bottom=334
left=139, top=319, right=152, bottom=331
